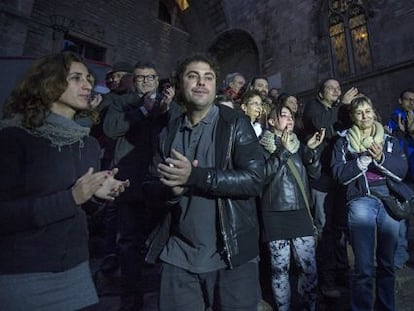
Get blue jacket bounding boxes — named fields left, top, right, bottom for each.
left=331, top=131, right=408, bottom=201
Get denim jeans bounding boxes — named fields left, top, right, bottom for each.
left=394, top=219, right=409, bottom=268
left=348, top=188, right=399, bottom=311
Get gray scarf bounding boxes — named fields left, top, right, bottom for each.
left=0, top=113, right=90, bottom=149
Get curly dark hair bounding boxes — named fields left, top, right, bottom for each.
left=3, top=51, right=96, bottom=128
left=173, top=53, right=220, bottom=104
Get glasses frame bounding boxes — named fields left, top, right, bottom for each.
left=135, top=74, right=157, bottom=82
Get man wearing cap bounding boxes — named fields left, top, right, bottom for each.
left=105, top=62, right=135, bottom=95
left=93, top=61, right=135, bottom=279
left=103, top=61, right=176, bottom=310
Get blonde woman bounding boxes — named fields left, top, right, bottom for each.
left=331, top=95, right=408, bottom=310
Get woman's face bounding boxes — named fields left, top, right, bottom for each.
left=352, top=102, right=375, bottom=130
left=271, top=106, right=295, bottom=132
left=285, top=96, right=298, bottom=113
left=51, top=62, right=93, bottom=119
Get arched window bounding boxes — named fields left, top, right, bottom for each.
left=328, top=0, right=372, bottom=77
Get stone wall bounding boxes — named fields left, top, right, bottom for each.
left=1, top=0, right=414, bottom=116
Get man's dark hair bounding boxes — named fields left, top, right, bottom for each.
left=174, top=54, right=220, bottom=90
left=399, top=89, right=414, bottom=100
left=134, top=61, right=157, bottom=72
left=316, top=77, right=339, bottom=99
left=250, top=76, right=268, bottom=86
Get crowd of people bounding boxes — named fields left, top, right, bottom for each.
left=0, top=50, right=413, bottom=311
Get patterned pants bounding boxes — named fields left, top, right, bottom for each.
left=268, top=236, right=318, bottom=311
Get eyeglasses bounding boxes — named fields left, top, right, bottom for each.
left=403, top=97, right=414, bottom=103
left=325, top=86, right=341, bottom=93
left=135, top=74, right=157, bottom=82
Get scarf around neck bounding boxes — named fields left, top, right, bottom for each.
left=259, top=130, right=300, bottom=154
left=347, top=120, right=384, bottom=153
left=0, top=112, right=90, bottom=149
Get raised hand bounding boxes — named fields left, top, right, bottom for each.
left=406, top=111, right=414, bottom=134
left=89, top=94, right=103, bottom=109
left=159, top=86, right=175, bottom=114
left=280, top=126, right=289, bottom=149
left=342, top=87, right=359, bottom=105
left=307, top=128, right=326, bottom=149
left=397, top=113, right=406, bottom=132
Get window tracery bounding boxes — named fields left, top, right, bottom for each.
left=327, top=0, right=372, bottom=77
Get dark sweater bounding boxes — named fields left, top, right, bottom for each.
left=0, top=127, right=101, bottom=274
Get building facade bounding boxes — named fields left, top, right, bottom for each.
left=1, top=0, right=413, bottom=116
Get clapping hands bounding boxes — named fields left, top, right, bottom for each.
left=72, top=167, right=130, bottom=205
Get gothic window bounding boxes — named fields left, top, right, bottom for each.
left=328, top=0, right=372, bottom=77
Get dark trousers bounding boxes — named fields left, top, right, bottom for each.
left=316, top=187, right=349, bottom=288
left=159, top=261, right=260, bottom=311
left=118, top=201, right=149, bottom=298
left=103, top=201, right=119, bottom=256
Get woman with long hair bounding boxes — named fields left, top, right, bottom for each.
left=260, top=104, right=325, bottom=310
left=0, top=51, right=129, bottom=310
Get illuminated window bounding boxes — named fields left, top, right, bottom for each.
left=328, top=0, right=372, bottom=77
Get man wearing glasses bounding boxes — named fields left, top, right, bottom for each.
left=103, top=61, right=175, bottom=310
left=302, top=78, right=359, bottom=299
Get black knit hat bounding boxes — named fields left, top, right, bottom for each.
left=107, top=61, right=133, bottom=74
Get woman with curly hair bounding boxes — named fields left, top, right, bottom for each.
left=0, top=51, right=129, bottom=310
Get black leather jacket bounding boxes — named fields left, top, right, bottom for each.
left=144, top=105, right=264, bottom=268
left=261, top=142, right=321, bottom=213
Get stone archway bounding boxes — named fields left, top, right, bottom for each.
left=208, top=29, right=260, bottom=85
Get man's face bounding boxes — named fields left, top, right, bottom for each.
left=181, top=61, right=216, bottom=112
left=252, top=79, right=269, bottom=96
left=285, top=96, right=298, bottom=114
left=134, top=67, right=159, bottom=95
left=320, top=79, right=341, bottom=106
left=399, top=91, right=414, bottom=112
left=106, top=71, right=129, bottom=91
left=229, top=75, right=245, bottom=93
left=270, top=88, right=279, bottom=98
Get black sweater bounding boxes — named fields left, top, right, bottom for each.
left=0, top=127, right=100, bottom=274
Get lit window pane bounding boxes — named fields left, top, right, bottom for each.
left=329, top=14, right=350, bottom=76
left=331, top=32, right=350, bottom=76
left=351, top=25, right=372, bottom=73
